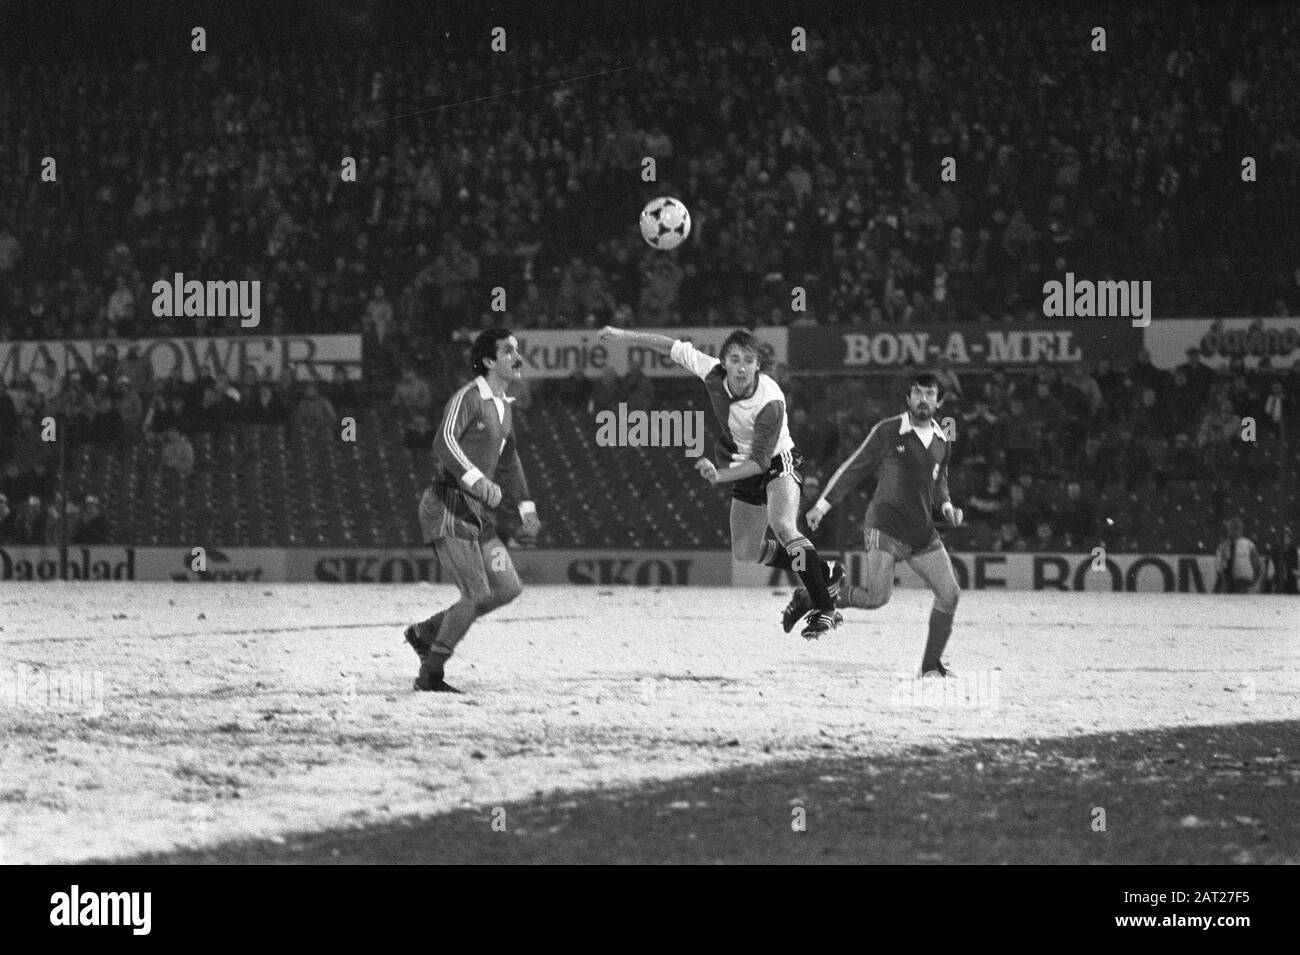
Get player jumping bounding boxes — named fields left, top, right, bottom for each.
left=403, top=328, right=541, bottom=692
left=599, top=325, right=842, bottom=638
left=787, top=372, right=965, bottom=676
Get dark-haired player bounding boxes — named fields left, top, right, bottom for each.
left=403, top=328, right=541, bottom=692
left=790, top=373, right=965, bottom=676
left=599, top=325, right=842, bottom=638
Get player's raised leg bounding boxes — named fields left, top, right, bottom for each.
left=762, top=472, right=839, bottom=638
left=839, top=527, right=900, bottom=610
left=906, top=540, right=961, bottom=677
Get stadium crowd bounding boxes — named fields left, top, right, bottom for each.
left=0, top=2, right=1297, bottom=579
left=2, top=3, right=1300, bottom=352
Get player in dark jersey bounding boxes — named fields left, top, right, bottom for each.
left=785, top=372, right=965, bottom=676
left=599, top=325, right=842, bottom=638
left=403, top=328, right=541, bottom=692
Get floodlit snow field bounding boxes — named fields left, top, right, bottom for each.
left=0, top=584, right=1296, bottom=864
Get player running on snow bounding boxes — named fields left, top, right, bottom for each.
left=599, top=325, right=842, bottom=638
left=403, top=328, right=542, bottom=692
left=785, top=372, right=965, bottom=676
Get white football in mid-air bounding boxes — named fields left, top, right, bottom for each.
left=639, top=196, right=691, bottom=250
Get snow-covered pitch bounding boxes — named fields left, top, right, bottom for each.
left=1, top=584, right=1296, bottom=864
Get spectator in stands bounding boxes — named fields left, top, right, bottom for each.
left=1025, top=381, right=1067, bottom=464
left=1129, top=348, right=1167, bottom=396
left=120, top=346, right=152, bottom=395
left=1030, top=520, right=1060, bottom=552
left=1002, top=395, right=1036, bottom=479
left=1006, top=482, right=1042, bottom=540
left=1054, top=481, right=1095, bottom=549
left=392, top=363, right=432, bottom=422
left=116, top=376, right=144, bottom=440
left=1263, top=379, right=1286, bottom=439
left=1114, top=427, right=1154, bottom=491
left=11, top=495, right=45, bottom=544
left=74, top=494, right=110, bottom=544
left=43, top=495, right=81, bottom=545
left=1164, top=369, right=1202, bottom=440
left=293, top=383, right=338, bottom=436
left=247, top=383, right=290, bottom=426
left=106, top=276, right=135, bottom=331
left=1272, top=526, right=1298, bottom=594
left=0, top=493, right=10, bottom=543
left=0, top=227, right=21, bottom=275
left=968, top=469, right=1010, bottom=526
left=1215, top=517, right=1262, bottom=593
left=159, top=428, right=195, bottom=477
left=1062, top=362, right=1103, bottom=418
left=1197, top=397, right=1240, bottom=465
left=991, top=520, right=1029, bottom=552
left=89, top=386, right=124, bottom=445
left=1177, top=348, right=1216, bottom=406
left=1092, top=356, right=1124, bottom=411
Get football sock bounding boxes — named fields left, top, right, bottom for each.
left=921, top=608, right=955, bottom=672
left=418, top=611, right=446, bottom=642
left=785, top=536, right=833, bottom=611
left=432, top=599, right=477, bottom=654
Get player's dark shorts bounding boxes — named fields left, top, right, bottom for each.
left=731, top=448, right=804, bottom=506
left=419, top=481, right=496, bottom=544
left=865, top=526, right=942, bottom=560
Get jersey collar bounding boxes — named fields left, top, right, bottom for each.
left=476, top=375, right=515, bottom=403
left=899, top=413, right=944, bottom=440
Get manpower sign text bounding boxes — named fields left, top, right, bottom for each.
left=0, top=335, right=361, bottom=386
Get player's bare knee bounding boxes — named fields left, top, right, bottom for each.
left=733, top=540, right=762, bottom=563
left=935, top=587, right=959, bottom=615
left=868, top=590, right=891, bottom=610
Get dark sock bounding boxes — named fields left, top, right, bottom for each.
left=921, top=609, right=955, bottom=671
left=786, top=537, right=832, bottom=611
left=420, top=643, right=452, bottom=681
left=761, top=540, right=833, bottom=609
left=419, top=611, right=446, bottom=641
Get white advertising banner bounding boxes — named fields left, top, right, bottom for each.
left=734, top=552, right=1220, bottom=593
left=285, top=548, right=733, bottom=586
left=1145, top=317, right=1300, bottom=370
left=512, top=327, right=788, bottom=379
left=0, top=335, right=362, bottom=386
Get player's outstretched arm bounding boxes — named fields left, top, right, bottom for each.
left=807, top=421, right=888, bottom=530
left=599, top=326, right=676, bottom=356
left=601, top=326, right=718, bottom=380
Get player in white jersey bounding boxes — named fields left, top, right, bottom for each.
left=599, top=326, right=842, bottom=638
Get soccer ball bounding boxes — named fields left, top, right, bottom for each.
left=639, top=196, right=691, bottom=250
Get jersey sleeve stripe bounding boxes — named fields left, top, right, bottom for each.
left=821, top=417, right=890, bottom=498
left=442, top=385, right=476, bottom=473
